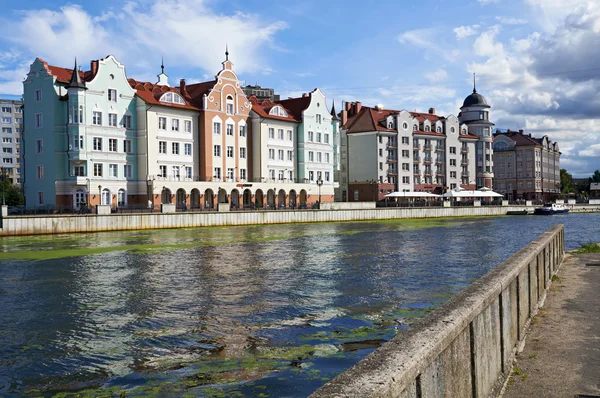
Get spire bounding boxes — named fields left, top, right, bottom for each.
left=161, top=57, right=164, bottom=74
left=473, top=72, right=477, bottom=93
left=225, top=44, right=229, bottom=61
left=330, top=100, right=340, bottom=121
left=67, top=57, right=86, bottom=90
left=156, top=56, right=169, bottom=86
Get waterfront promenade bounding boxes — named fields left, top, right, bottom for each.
left=502, top=250, right=600, bottom=398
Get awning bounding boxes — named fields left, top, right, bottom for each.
left=443, top=189, right=504, bottom=198
left=385, top=191, right=442, bottom=198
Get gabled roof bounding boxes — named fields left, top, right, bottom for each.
left=344, top=106, right=397, bottom=133
left=249, top=96, right=298, bottom=123
left=278, top=95, right=311, bottom=120
left=128, top=78, right=198, bottom=111
left=184, top=80, right=217, bottom=108
left=410, top=112, right=445, bottom=122
left=38, top=57, right=98, bottom=84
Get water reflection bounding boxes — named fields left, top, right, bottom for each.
left=0, top=214, right=599, bottom=396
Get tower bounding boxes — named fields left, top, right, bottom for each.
left=156, top=57, right=169, bottom=86
left=458, top=74, right=494, bottom=189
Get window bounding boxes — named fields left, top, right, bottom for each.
left=287, top=150, right=293, bottom=161
left=324, top=171, right=329, bottom=182
left=35, top=113, right=43, bottom=128
left=3, top=148, right=12, bottom=153
left=123, top=115, right=132, bottom=129
left=109, top=164, right=118, bottom=177
left=450, top=126, right=456, bottom=133
left=172, top=119, right=179, bottom=131
left=227, top=168, right=234, bottom=180
left=278, top=129, right=284, bottom=140
left=1, top=117, right=11, bottom=124
left=184, top=143, right=192, bottom=156
left=402, top=150, right=409, bottom=158
left=93, top=163, right=103, bottom=177
left=184, top=120, right=191, bottom=133
left=240, top=147, right=246, bottom=158
left=2, top=158, right=12, bottom=164
left=309, top=151, right=314, bottom=162
left=270, top=169, right=276, bottom=180
left=269, top=149, right=275, bottom=160
left=278, top=150, right=284, bottom=160
left=450, top=147, right=456, bottom=154
left=317, top=152, right=322, bottom=162
left=288, top=170, right=293, bottom=181
left=37, top=165, right=44, bottom=179
left=172, top=142, right=180, bottom=155
left=402, top=122, right=408, bottom=130
left=437, top=126, right=442, bottom=132
left=269, top=128, right=275, bottom=139
left=239, top=125, right=246, bottom=137
left=213, top=122, right=221, bottom=135
left=379, top=148, right=383, bottom=157
left=108, top=138, right=117, bottom=152
left=172, top=166, right=180, bottom=180
left=159, top=141, right=167, bottom=154
left=317, top=132, right=322, bottom=143
left=93, top=137, right=103, bottom=151
left=37, top=192, right=44, bottom=205
left=74, top=165, right=85, bottom=176
left=1, top=127, right=11, bottom=133
left=124, top=139, right=132, bottom=153
left=159, top=92, right=185, bottom=104
left=450, top=171, right=457, bottom=178
left=308, top=131, right=314, bottom=141
left=1, top=106, right=11, bottom=113
left=15, top=107, right=22, bottom=114
left=2, top=138, right=11, bottom=143
left=226, top=96, right=234, bottom=115
left=227, top=146, right=234, bottom=158
left=159, top=165, right=167, bottom=177
left=401, top=137, right=409, bottom=144
left=287, top=130, right=293, bottom=140
left=214, top=167, right=221, bottom=179
left=324, top=133, right=329, bottom=144
left=325, top=153, right=330, bottom=163
left=35, top=89, right=42, bottom=102
left=379, top=162, right=383, bottom=170
left=278, top=170, right=284, bottom=180
left=402, top=176, right=410, bottom=184
left=108, top=113, right=117, bottom=127
left=124, top=164, right=133, bottom=178
left=379, top=136, right=383, bottom=144
left=450, top=159, right=456, bottom=166
left=413, top=125, right=417, bottom=131
left=425, top=126, right=430, bottom=132
left=316, top=114, right=322, bottom=123
left=402, top=163, right=410, bottom=171
left=36, top=139, right=43, bottom=154
left=185, top=167, right=192, bottom=179
left=240, top=168, right=247, bottom=180
left=214, top=145, right=221, bottom=157
left=159, top=117, right=167, bottom=130
left=108, top=89, right=117, bottom=102
left=226, top=124, right=233, bottom=136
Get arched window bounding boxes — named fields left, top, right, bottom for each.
left=413, top=125, right=417, bottom=131
left=226, top=95, right=234, bottom=115
left=450, top=127, right=456, bottom=133
left=74, top=189, right=86, bottom=208
left=269, top=106, right=288, bottom=117
left=79, top=105, right=84, bottom=124
left=117, top=189, right=126, bottom=207
left=425, top=126, right=430, bottom=132
left=462, top=129, right=467, bottom=134
left=101, top=188, right=111, bottom=205
left=159, top=92, right=186, bottom=105
left=436, top=126, right=442, bottom=133
left=402, top=122, right=408, bottom=130
left=494, top=142, right=508, bottom=152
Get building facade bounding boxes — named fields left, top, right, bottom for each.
left=243, top=84, right=279, bottom=102
left=493, top=129, right=560, bottom=201
left=0, top=99, right=23, bottom=185
left=337, top=101, right=479, bottom=202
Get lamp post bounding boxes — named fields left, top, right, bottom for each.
left=98, top=185, right=102, bottom=205
left=316, top=178, right=323, bottom=209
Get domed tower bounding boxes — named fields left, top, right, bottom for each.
left=458, top=74, right=494, bottom=189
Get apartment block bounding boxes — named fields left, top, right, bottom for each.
left=0, top=99, right=23, bottom=185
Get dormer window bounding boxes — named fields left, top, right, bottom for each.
left=226, top=96, right=234, bottom=115
left=413, top=125, right=417, bottom=131
left=269, top=106, right=288, bottom=117
left=436, top=126, right=442, bottom=133
left=388, top=122, right=393, bottom=128
left=462, top=129, right=467, bottom=134
left=425, top=126, right=430, bottom=132
left=159, top=92, right=186, bottom=105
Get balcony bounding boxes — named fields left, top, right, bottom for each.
left=423, top=145, right=432, bottom=151
left=413, top=145, right=421, bottom=150
left=461, top=172, right=469, bottom=178
left=435, top=147, right=445, bottom=152
left=461, top=148, right=469, bottom=154
left=436, top=160, right=444, bottom=165
left=461, top=161, right=469, bottom=166
left=386, top=144, right=397, bottom=150
left=414, top=171, right=420, bottom=176
left=424, top=159, right=433, bottom=165
left=386, top=157, right=398, bottom=163
left=413, top=157, right=420, bottom=163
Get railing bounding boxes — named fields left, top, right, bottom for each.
left=413, top=145, right=421, bottom=150
left=461, top=148, right=469, bottom=154
left=435, top=147, right=445, bottom=152
left=386, top=144, right=397, bottom=150
left=423, top=145, right=432, bottom=151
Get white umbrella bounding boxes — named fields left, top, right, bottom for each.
left=443, top=190, right=503, bottom=198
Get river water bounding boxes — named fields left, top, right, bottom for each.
left=0, top=214, right=598, bottom=397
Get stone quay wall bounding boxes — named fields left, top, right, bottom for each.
left=0, top=206, right=532, bottom=236
left=310, top=224, right=564, bottom=398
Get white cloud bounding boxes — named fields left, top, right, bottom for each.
left=453, top=25, right=480, bottom=39
left=473, top=26, right=503, bottom=57
left=425, top=68, right=448, bottom=82
left=579, top=144, right=600, bottom=157
left=397, top=28, right=459, bottom=61
left=496, top=16, right=528, bottom=25
left=478, top=0, right=499, bottom=4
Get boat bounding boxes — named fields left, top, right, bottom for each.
left=533, top=203, right=569, bottom=215
left=506, top=210, right=529, bottom=215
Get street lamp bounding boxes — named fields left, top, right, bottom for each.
left=98, top=185, right=102, bottom=205
left=316, top=178, right=323, bottom=209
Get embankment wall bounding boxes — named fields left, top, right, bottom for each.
left=310, top=224, right=565, bottom=398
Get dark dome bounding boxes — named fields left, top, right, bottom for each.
left=462, top=89, right=489, bottom=108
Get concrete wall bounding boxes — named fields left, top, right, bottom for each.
left=320, top=202, right=376, bottom=210
left=310, top=224, right=565, bottom=398
left=0, top=205, right=539, bottom=236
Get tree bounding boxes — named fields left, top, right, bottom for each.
left=560, top=169, right=575, bottom=193
left=590, top=170, right=600, bottom=183
left=0, top=179, right=24, bottom=206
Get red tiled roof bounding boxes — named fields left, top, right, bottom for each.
left=128, top=78, right=199, bottom=111
left=413, top=130, right=445, bottom=137
left=278, top=95, right=311, bottom=120
left=344, top=106, right=397, bottom=133
left=250, top=96, right=298, bottom=122
left=185, top=80, right=217, bottom=108
left=410, top=112, right=445, bottom=122
left=39, top=57, right=99, bottom=84
left=458, top=133, right=480, bottom=140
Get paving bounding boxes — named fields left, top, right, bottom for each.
left=502, top=251, right=600, bottom=398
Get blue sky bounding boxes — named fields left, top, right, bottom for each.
left=1, top=0, right=599, bottom=177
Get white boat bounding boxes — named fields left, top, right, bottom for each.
left=533, top=203, right=569, bottom=215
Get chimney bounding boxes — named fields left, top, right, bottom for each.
left=341, top=109, right=348, bottom=126
left=355, top=101, right=362, bottom=113
left=180, top=78, right=188, bottom=96
left=302, top=93, right=309, bottom=97
left=519, top=129, right=524, bottom=134
left=428, top=107, right=435, bottom=115
left=90, top=60, right=98, bottom=76
left=345, top=102, right=352, bottom=112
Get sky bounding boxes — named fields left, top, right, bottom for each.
left=0, top=0, right=599, bottom=177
